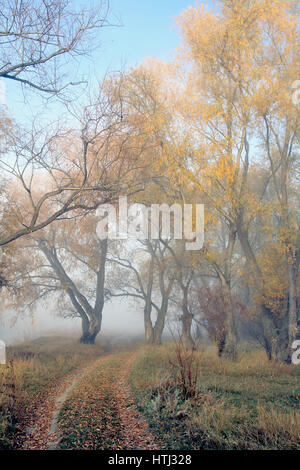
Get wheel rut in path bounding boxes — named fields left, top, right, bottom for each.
left=22, top=356, right=106, bottom=450
left=23, top=351, right=161, bottom=450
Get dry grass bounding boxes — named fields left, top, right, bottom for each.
left=130, top=343, right=300, bottom=450
left=1, top=337, right=299, bottom=450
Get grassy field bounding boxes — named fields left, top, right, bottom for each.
left=0, top=336, right=109, bottom=449
left=130, top=344, right=300, bottom=450
left=0, top=337, right=299, bottom=450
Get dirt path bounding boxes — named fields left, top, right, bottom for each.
left=114, top=353, right=161, bottom=450
left=47, top=369, right=88, bottom=450
left=21, top=357, right=106, bottom=450
left=21, top=351, right=160, bottom=450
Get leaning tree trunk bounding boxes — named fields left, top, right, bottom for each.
left=38, top=237, right=108, bottom=345
left=80, top=316, right=91, bottom=343
left=66, top=287, right=91, bottom=343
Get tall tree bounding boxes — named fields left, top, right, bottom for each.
left=176, top=0, right=300, bottom=361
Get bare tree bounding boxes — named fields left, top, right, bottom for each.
left=0, top=75, right=149, bottom=247
left=0, top=0, right=111, bottom=95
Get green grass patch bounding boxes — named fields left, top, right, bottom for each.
left=130, top=345, right=300, bottom=450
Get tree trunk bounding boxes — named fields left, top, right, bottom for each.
left=85, top=316, right=102, bottom=344
left=260, top=305, right=282, bottom=361
left=66, top=287, right=91, bottom=343
left=237, top=227, right=281, bottom=361
left=80, top=331, right=93, bottom=344
left=181, top=312, right=194, bottom=349
left=144, top=254, right=155, bottom=344
left=153, top=292, right=170, bottom=345
left=153, top=309, right=165, bottom=345
left=285, top=252, right=298, bottom=363
left=87, top=238, right=108, bottom=345
left=222, top=283, right=238, bottom=360
left=217, top=331, right=226, bottom=357
left=181, top=289, right=194, bottom=349
left=79, top=313, right=91, bottom=343
left=144, top=311, right=154, bottom=344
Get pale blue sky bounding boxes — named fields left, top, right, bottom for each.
left=3, top=0, right=214, bottom=122
left=99, top=0, right=200, bottom=67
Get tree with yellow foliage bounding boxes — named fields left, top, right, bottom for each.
left=174, top=0, right=299, bottom=361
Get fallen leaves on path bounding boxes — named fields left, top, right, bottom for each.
left=18, top=350, right=161, bottom=450
left=58, top=351, right=162, bottom=450
left=21, top=357, right=107, bottom=450
left=114, top=353, right=161, bottom=450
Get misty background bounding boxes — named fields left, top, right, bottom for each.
left=0, top=298, right=144, bottom=345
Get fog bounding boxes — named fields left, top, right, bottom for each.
left=0, top=298, right=144, bottom=345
